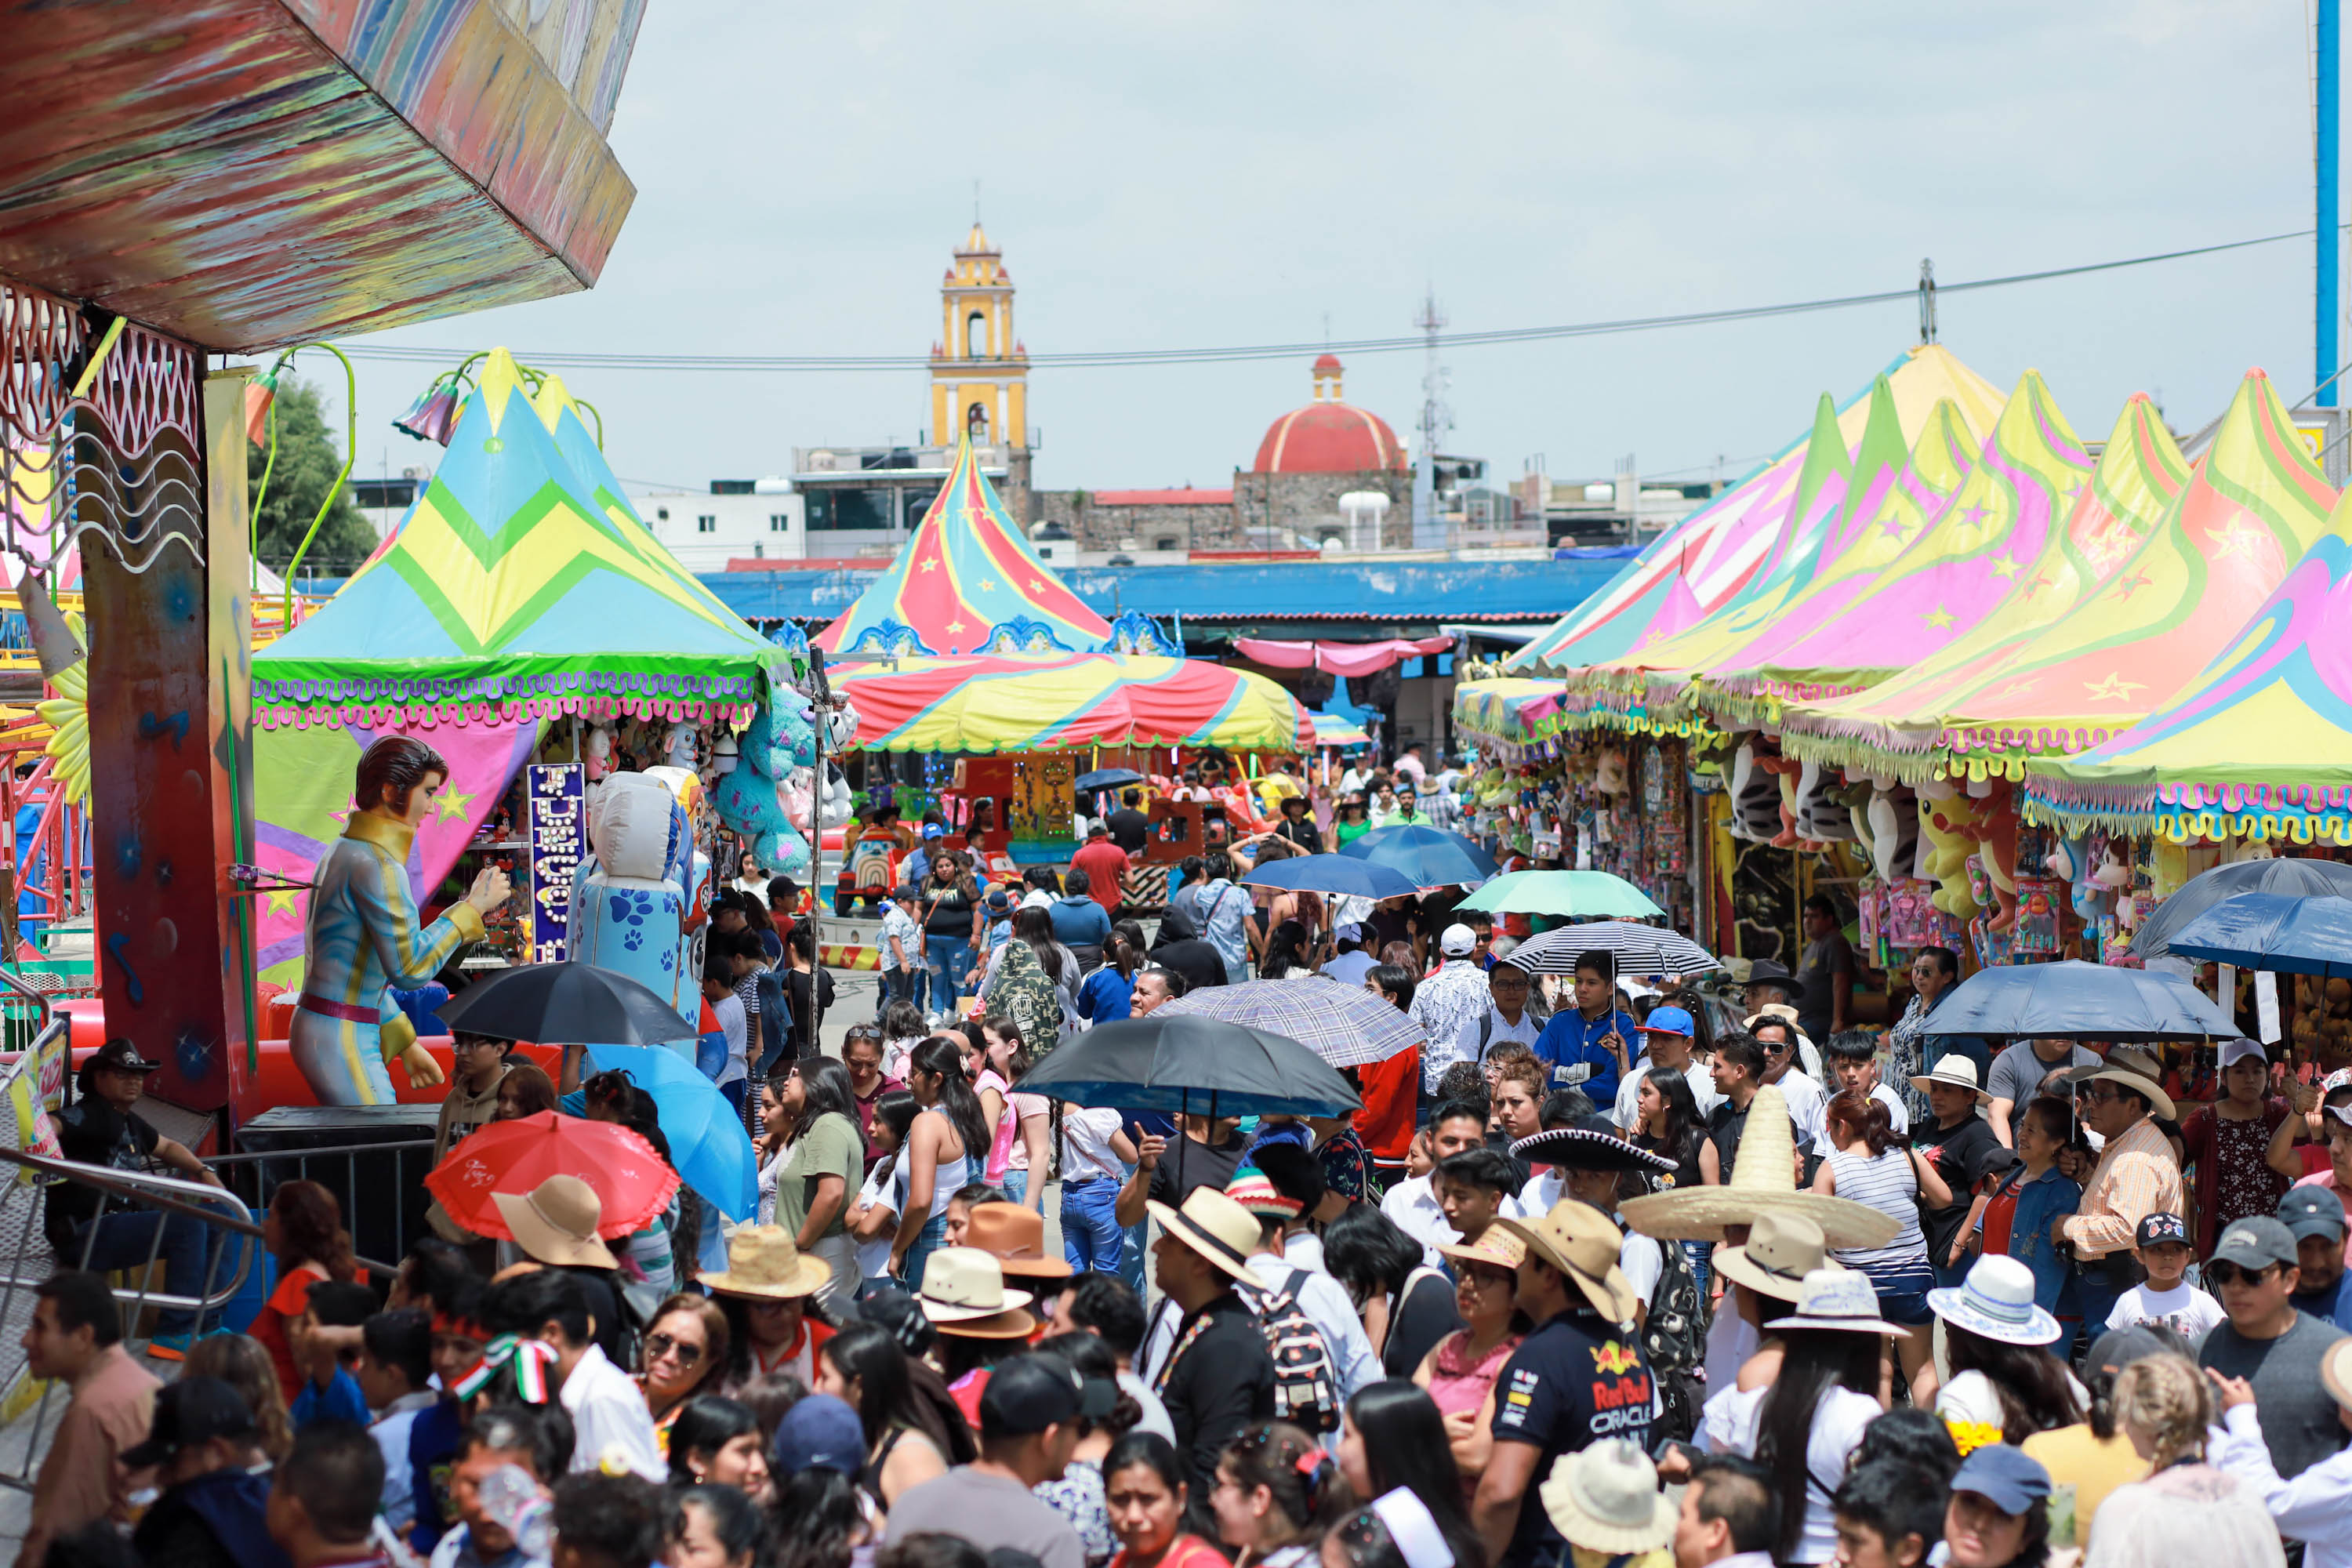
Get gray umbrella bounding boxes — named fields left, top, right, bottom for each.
left=1155, top=976, right=1426, bottom=1068
left=2127, top=856, right=2352, bottom=964
left=1915, top=960, right=2234, bottom=1041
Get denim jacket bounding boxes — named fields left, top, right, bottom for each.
left=1989, top=1163, right=2083, bottom=1313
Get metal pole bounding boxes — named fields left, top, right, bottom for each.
left=2322, top=0, right=2341, bottom=407
left=809, top=669, right=825, bottom=1043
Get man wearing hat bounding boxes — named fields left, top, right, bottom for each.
left=1272, top=791, right=1323, bottom=854
left=1472, top=1200, right=1653, bottom=1568
left=1413, top=924, right=1497, bottom=1096
left=2197, top=1215, right=2352, bottom=1483
left=2283, top=1186, right=2352, bottom=1332
left=1610, top=1004, right=1722, bottom=1134
left=125, top=1375, right=285, bottom=1568
left=44, top=1038, right=229, bottom=1357
left=1142, top=1187, right=1279, bottom=1494
left=885, top=1352, right=1101, bottom=1568
left=2060, top=1048, right=2186, bottom=1333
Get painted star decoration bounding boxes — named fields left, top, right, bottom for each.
left=1988, top=554, right=2022, bottom=580
left=918, top=557, right=939, bottom=572
left=1029, top=578, right=1047, bottom=593
left=978, top=579, right=997, bottom=593
left=433, top=788, right=475, bottom=824
left=946, top=619, right=967, bottom=635
left=2205, top=520, right=2267, bottom=564
left=264, top=887, right=303, bottom=917
left=2113, top=570, right=2153, bottom=598
left=2083, top=672, right=2143, bottom=702
left=1922, top=605, right=1958, bottom=631
left=1957, top=501, right=1991, bottom=533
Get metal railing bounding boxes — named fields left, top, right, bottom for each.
left=208, top=1140, right=432, bottom=1277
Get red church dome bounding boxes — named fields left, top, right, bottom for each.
left=1251, top=356, right=1407, bottom=474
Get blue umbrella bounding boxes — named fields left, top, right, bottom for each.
left=1241, top=853, right=1418, bottom=900
left=1916, top=960, right=2235, bottom=1042
left=2127, top=857, right=2352, bottom=963
left=2165, top=891, right=2352, bottom=978
left=1336, top=822, right=1499, bottom=887
left=581, top=1043, right=759, bottom=1222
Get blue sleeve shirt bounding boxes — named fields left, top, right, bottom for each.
left=291, top=1364, right=370, bottom=1429
left=1529, top=1007, right=1638, bottom=1109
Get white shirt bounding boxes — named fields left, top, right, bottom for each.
left=2107, top=1279, right=2229, bottom=1341
left=1611, top=1055, right=1726, bottom=1130
left=1619, top=1227, right=1663, bottom=1308
left=1020, top=888, right=1054, bottom=911
left=1456, top=1005, right=1542, bottom=1065
left=1247, top=1251, right=1384, bottom=1399
left=2211, top=1401, right=2352, bottom=1568
left=1323, top=950, right=1377, bottom=989
left=560, top=1342, right=666, bottom=1480
left=1412, top=960, right=1497, bottom=1092
left=1770, top=1066, right=1831, bottom=1149
left=710, top=989, right=749, bottom=1088
left=1380, top=1174, right=1456, bottom=1269
left=1700, top=1381, right=1878, bottom=1566
left=371, top=1389, right=438, bottom=1532
left=1117, top=1369, right=1176, bottom=1445
left=1283, top=1230, right=1328, bottom=1276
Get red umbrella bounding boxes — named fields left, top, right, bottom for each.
left=423, top=1111, right=681, bottom=1240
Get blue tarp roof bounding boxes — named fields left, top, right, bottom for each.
left=705, top=557, right=1621, bottom=627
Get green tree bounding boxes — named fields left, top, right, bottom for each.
left=247, top=376, right=376, bottom=579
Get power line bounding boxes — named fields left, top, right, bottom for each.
left=329, top=227, right=2319, bottom=375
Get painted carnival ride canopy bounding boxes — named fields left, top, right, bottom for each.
left=253, top=348, right=797, bottom=731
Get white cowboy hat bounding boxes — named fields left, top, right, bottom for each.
left=1907, top=1054, right=1993, bottom=1104
left=1927, top=1254, right=2061, bottom=1346
left=1763, top=1268, right=1914, bottom=1338
left=917, top=1246, right=1035, bottom=1325
left=1616, top=1086, right=1901, bottom=1248
left=1539, top=1439, right=1678, bottom=1555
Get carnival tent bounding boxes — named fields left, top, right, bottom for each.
left=833, top=652, right=1309, bottom=753
left=2023, top=493, right=2352, bottom=844
left=1713, top=371, right=2096, bottom=724
left=1507, top=343, right=2003, bottom=677
left=1779, top=395, right=2187, bottom=775
left=1454, top=677, right=1573, bottom=744
left=812, top=436, right=1156, bottom=658
left=1929, top=369, right=2338, bottom=780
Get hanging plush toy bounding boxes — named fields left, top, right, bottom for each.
left=821, top=764, right=855, bottom=829
left=710, top=705, right=811, bottom=878
left=1917, top=781, right=1984, bottom=917
left=663, top=720, right=698, bottom=771
left=1754, top=752, right=1804, bottom=847
left=1965, top=780, right=2022, bottom=932
left=1795, top=762, right=1857, bottom=843
left=1866, top=785, right=1918, bottom=883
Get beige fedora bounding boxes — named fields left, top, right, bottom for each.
left=1907, top=1054, right=1993, bottom=1105
left=1711, top=1210, right=1845, bottom=1303
left=1615, top=1085, right=1901, bottom=1248
left=917, top=1246, right=1035, bottom=1323
left=492, top=1174, right=617, bottom=1270
left=1493, top=1198, right=1639, bottom=1326
left=701, top=1225, right=832, bottom=1301
left=1539, top=1439, right=1678, bottom=1555
left=1146, top=1186, right=1261, bottom=1288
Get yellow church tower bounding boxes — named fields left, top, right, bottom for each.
left=929, top=223, right=1028, bottom=455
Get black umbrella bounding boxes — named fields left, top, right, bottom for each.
left=1915, top=959, right=2234, bottom=1041
left=1075, top=768, right=1146, bottom=793
left=1013, top=1014, right=1363, bottom=1117
left=2127, top=856, right=2352, bottom=964
left=437, top=961, right=700, bottom=1047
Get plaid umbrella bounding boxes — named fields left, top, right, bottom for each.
left=1154, top=975, right=1426, bottom=1069
left=1508, top=921, right=1719, bottom=978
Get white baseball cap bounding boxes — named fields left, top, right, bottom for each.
left=1440, top=923, right=1479, bottom=956
left=2220, top=1037, right=2267, bottom=1069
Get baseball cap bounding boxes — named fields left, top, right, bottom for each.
left=978, top=1352, right=1116, bottom=1437
left=1087, top=819, right=1110, bottom=835
left=891, top=884, right=921, bottom=903
left=2220, top=1037, right=2267, bottom=1069
left=985, top=887, right=1012, bottom=914
left=2211, top=1216, right=2300, bottom=1272
left=1440, top=923, right=1478, bottom=957
left=2082, top=1324, right=2181, bottom=1381
left=121, top=1376, right=255, bottom=1468
left=2279, top=1186, right=2348, bottom=1242
left=922, top=822, right=946, bottom=840
left=2134, top=1212, right=2189, bottom=1249
left=1335, top=921, right=1366, bottom=944
left=771, top=1393, right=866, bottom=1476
left=1948, top=1444, right=2052, bottom=1515
left=88, top=1039, right=161, bottom=1076
left=1640, top=1006, right=1695, bottom=1040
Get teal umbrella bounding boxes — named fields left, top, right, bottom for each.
left=1455, top=869, right=1663, bottom=919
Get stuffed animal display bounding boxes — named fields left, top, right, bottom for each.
left=710, top=702, right=814, bottom=878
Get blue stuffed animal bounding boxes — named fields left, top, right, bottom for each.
left=712, top=702, right=812, bottom=878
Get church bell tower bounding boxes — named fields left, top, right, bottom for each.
left=929, top=223, right=1029, bottom=462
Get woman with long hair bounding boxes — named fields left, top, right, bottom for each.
left=770, top=1465, right=870, bottom=1568
left=639, top=1293, right=732, bottom=1443
left=1699, top=1276, right=1905, bottom=1566
left=669, top=1481, right=772, bottom=1568
left=665, top=1393, right=772, bottom=1503
left=760, top=1058, right=866, bottom=1305
left=985, top=906, right=1066, bottom=1047
left=1335, top=1381, right=1479, bottom=1568
left=1927, top=1256, right=2082, bottom=1448
left=815, top=1319, right=949, bottom=1508
left=2082, top=1356, right=2284, bottom=1568
left=1321, top=1204, right=1455, bottom=1380
left=1410, top=1231, right=1528, bottom=1490
left=252, top=1178, right=360, bottom=1395
left=1813, top=1087, right=1949, bottom=1393
left=1632, top=1065, right=1713, bottom=1293
left=977, top=1014, right=1051, bottom=1213
left=1209, top=1421, right=1355, bottom=1568
left=1078, top=920, right=1149, bottom=1025
left=920, top=849, right=984, bottom=1024
left=494, top=1060, right=558, bottom=1120
left=181, top=1331, right=294, bottom=1465
left=850, top=1090, right=921, bottom=1290
left=887, top=1036, right=984, bottom=1285
left=1102, top=1431, right=1225, bottom=1568
left=1258, top=920, right=1311, bottom=981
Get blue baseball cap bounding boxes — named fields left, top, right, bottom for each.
left=1640, top=1006, right=1694, bottom=1040
left=922, top=822, right=946, bottom=840
left=772, top=1393, right=866, bottom=1476
left=1949, top=1444, right=2051, bottom=1514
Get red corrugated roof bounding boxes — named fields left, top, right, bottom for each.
left=1091, top=488, right=1233, bottom=506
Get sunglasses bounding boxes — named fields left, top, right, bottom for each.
left=644, top=1331, right=703, bottom=1367
left=2204, top=1261, right=2281, bottom=1289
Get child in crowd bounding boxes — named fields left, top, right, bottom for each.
left=2105, top=1213, right=2227, bottom=1339
left=880, top=1000, right=928, bottom=1083
left=1433, top=1149, right=1519, bottom=1250
left=354, top=1308, right=437, bottom=1536
left=289, top=1279, right=377, bottom=1429
left=944, top=1183, right=1008, bottom=1247
left=702, top=954, right=750, bottom=1112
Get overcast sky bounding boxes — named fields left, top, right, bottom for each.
left=320, top=1, right=2331, bottom=499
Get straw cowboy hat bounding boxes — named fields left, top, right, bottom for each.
left=1147, top=1186, right=1263, bottom=1289
left=700, top=1225, right=832, bottom=1301
left=964, top=1201, right=1074, bottom=1281
left=1764, top=1268, right=1914, bottom=1337
left=917, top=1246, right=1036, bottom=1338
left=2067, top=1045, right=2177, bottom=1120
left=1616, top=1085, right=1900, bottom=1247
left=1711, top=1211, right=1845, bottom=1304
left=1439, top=1227, right=1526, bottom=1275
left=1907, top=1054, right=1994, bottom=1105
left=492, top=1175, right=617, bottom=1270
left=1539, top=1438, right=1679, bottom=1555
left=1493, top=1199, right=1639, bottom=1326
